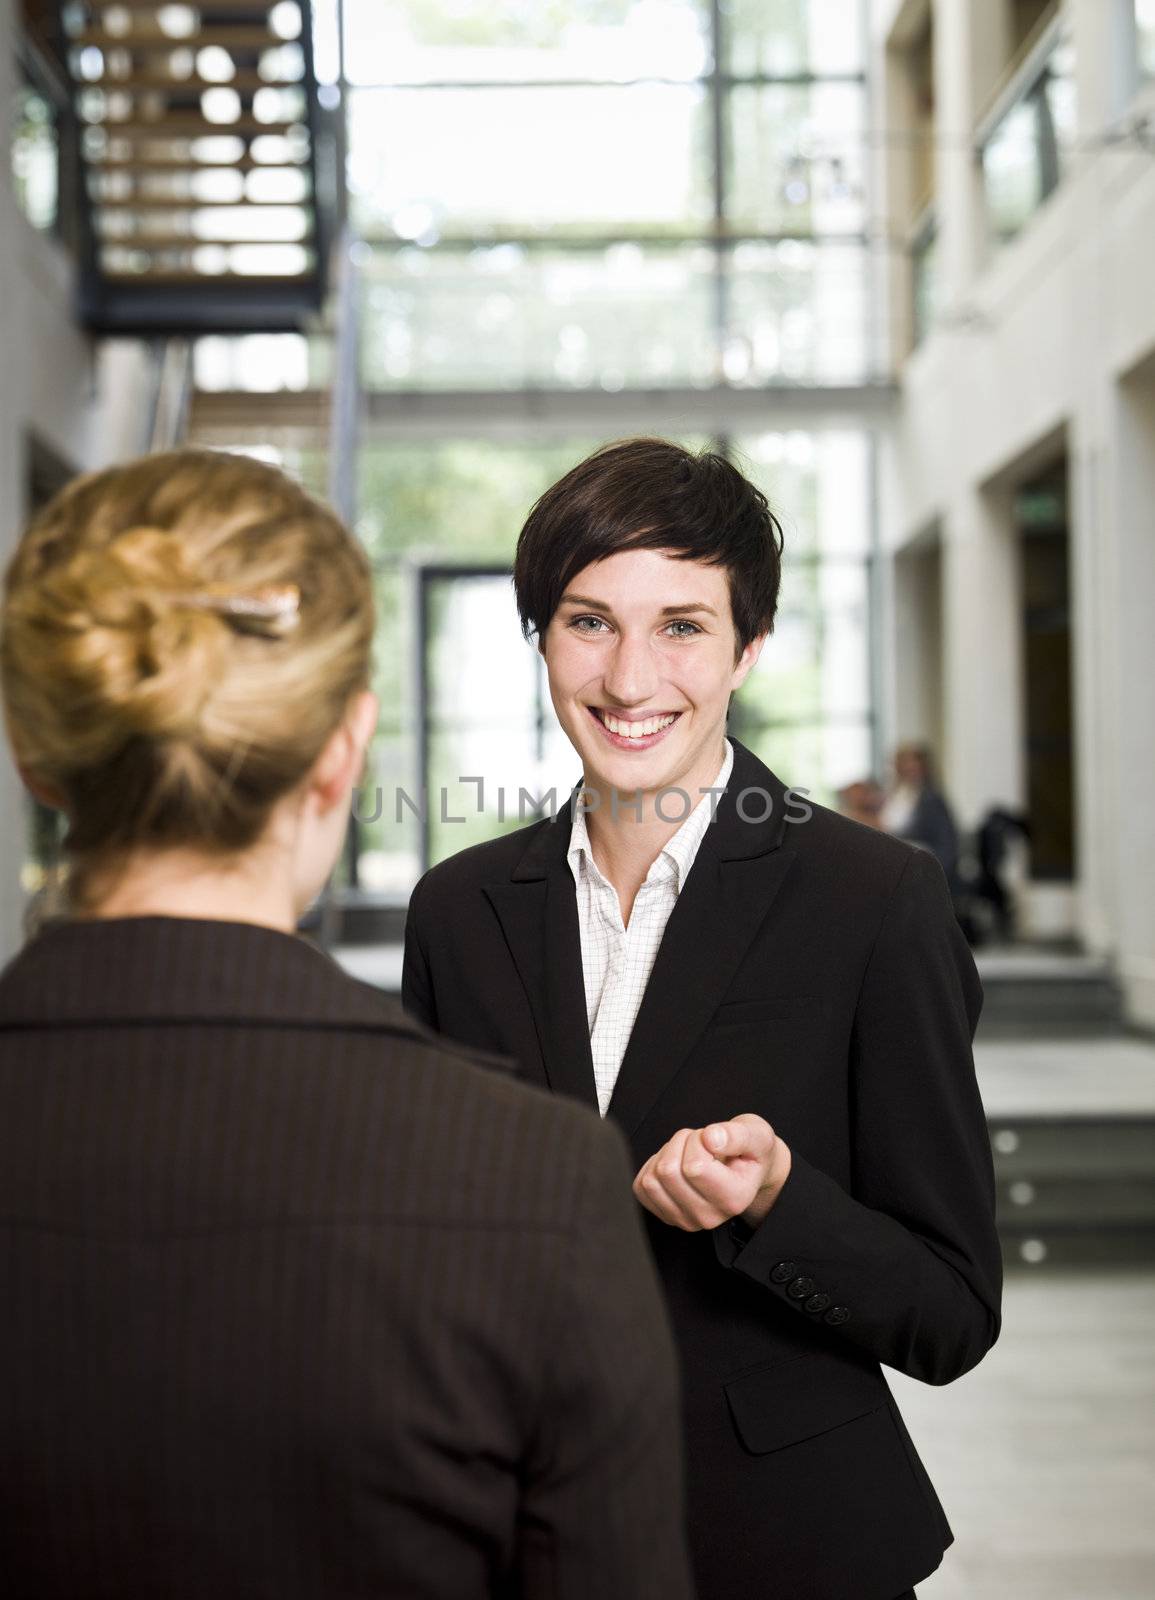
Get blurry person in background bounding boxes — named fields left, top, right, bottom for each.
left=881, top=741, right=962, bottom=892
left=0, top=449, right=692, bottom=1600
left=836, top=776, right=885, bottom=829
left=404, top=437, right=1003, bottom=1600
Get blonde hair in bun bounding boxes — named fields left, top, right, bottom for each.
left=1, top=448, right=374, bottom=898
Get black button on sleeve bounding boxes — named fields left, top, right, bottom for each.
left=804, top=1292, right=831, bottom=1314
left=769, top=1261, right=797, bottom=1284
left=787, top=1276, right=816, bottom=1299
left=824, top=1305, right=851, bottom=1326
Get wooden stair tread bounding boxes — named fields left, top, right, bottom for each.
left=74, top=28, right=284, bottom=50
left=89, top=0, right=289, bottom=9
left=101, top=269, right=316, bottom=284
left=94, top=196, right=311, bottom=209
left=99, top=231, right=315, bottom=246
left=90, top=117, right=302, bottom=135
left=79, top=73, right=302, bottom=91
left=90, top=156, right=307, bottom=171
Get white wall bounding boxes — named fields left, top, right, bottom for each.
left=873, top=0, right=1155, bottom=1020
left=0, top=0, right=154, bottom=959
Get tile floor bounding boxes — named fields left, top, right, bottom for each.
left=890, top=1269, right=1155, bottom=1600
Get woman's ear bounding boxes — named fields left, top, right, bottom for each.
left=309, top=691, right=379, bottom=816
left=731, top=632, right=768, bottom=691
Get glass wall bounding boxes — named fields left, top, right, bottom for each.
left=213, top=4, right=881, bottom=892
left=12, top=72, right=60, bottom=235
left=1140, top=0, right=1155, bottom=75
left=980, top=19, right=1076, bottom=247
left=341, top=0, right=877, bottom=392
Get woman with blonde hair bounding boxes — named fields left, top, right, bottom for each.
left=0, top=449, right=690, bottom=1600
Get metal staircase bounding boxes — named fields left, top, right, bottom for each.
left=62, top=1, right=332, bottom=334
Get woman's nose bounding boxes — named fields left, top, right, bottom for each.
left=602, top=634, right=660, bottom=706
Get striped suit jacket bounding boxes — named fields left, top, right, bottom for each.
left=0, top=914, right=692, bottom=1600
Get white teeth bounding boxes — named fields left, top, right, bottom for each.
left=601, top=712, right=677, bottom=739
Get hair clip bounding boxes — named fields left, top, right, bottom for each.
left=214, top=585, right=301, bottom=624
left=169, top=584, right=301, bottom=632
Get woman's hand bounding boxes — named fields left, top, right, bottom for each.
left=633, top=1115, right=792, bottom=1232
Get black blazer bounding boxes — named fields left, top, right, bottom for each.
left=0, top=915, right=693, bottom=1600
left=403, top=738, right=1003, bottom=1600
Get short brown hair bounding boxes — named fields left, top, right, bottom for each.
left=1, top=448, right=373, bottom=892
left=513, top=438, right=784, bottom=654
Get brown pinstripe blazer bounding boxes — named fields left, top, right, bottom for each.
left=0, top=915, right=692, bottom=1600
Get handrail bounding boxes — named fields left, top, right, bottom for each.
left=147, top=339, right=194, bottom=454
left=975, top=9, right=1065, bottom=152
left=16, top=32, right=70, bottom=112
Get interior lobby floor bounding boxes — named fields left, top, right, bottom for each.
left=891, top=1268, right=1155, bottom=1600
left=975, top=1036, right=1155, bottom=1117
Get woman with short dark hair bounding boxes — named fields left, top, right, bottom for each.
left=406, top=434, right=1002, bottom=1600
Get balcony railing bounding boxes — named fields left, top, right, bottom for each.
left=977, top=14, right=1076, bottom=248
left=909, top=203, right=937, bottom=347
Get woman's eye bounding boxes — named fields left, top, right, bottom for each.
left=571, top=615, right=608, bottom=633
left=664, top=619, right=701, bottom=638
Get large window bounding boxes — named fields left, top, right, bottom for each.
left=1140, top=0, right=1155, bottom=76
left=12, top=73, right=59, bottom=234
left=979, top=16, right=1076, bottom=247
left=336, top=0, right=877, bottom=392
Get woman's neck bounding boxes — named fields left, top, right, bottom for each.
left=77, top=847, right=299, bottom=934
left=583, top=738, right=727, bottom=922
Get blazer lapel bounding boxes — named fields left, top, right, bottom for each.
left=606, top=741, right=798, bottom=1139
left=483, top=805, right=599, bottom=1112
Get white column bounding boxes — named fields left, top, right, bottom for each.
left=940, top=487, right=1024, bottom=828
left=1108, top=367, right=1155, bottom=1025
left=1069, top=0, right=1140, bottom=138
left=930, top=0, right=1004, bottom=309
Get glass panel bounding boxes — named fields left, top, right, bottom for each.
left=911, top=215, right=938, bottom=346
left=350, top=564, right=423, bottom=893
left=724, top=0, right=866, bottom=77
left=355, top=440, right=595, bottom=879
left=725, top=240, right=868, bottom=384
left=361, top=243, right=718, bottom=389
left=311, top=0, right=341, bottom=84
left=982, top=98, right=1043, bottom=241
left=1141, top=0, right=1155, bottom=74
left=202, top=439, right=329, bottom=497
left=727, top=82, right=866, bottom=235
left=355, top=438, right=606, bottom=562
left=348, top=85, right=710, bottom=238
left=424, top=574, right=577, bottom=865
left=12, top=80, right=59, bottom=233
left=732, top=430, right=871, bottom=555
left=726, top=718, right=873, bottom=806
left=981, top=34, right=1076, bottom=246
left=343, top=0, right=709, bottom=86
left=735, top=556, right=870, bottom=728
left=193, top=332, right=332, bottom=391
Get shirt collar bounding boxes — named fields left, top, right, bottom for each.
left=567, top=739, right=734, bottom=895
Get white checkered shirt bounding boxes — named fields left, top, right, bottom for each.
left=567, top=741, right=734, bottom=1115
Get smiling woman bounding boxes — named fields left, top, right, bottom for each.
left=545, top=547, right=759, bottom=805
left=514, top=436, right=785, bottom=658
left=403, top=436, right=1002, bottom=1600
